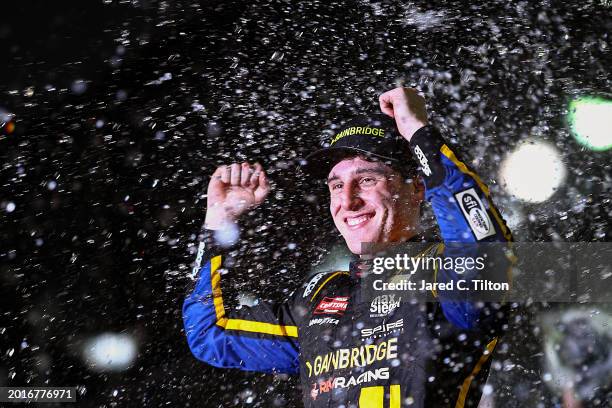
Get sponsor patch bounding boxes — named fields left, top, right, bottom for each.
left=413, top=145, right=432, bottom=176
left=310, top=368, right=390, bottom=399
left=454, top=188, right=495, bottom=240
left=330, top=126, right=385, bottom=145
left=369, top=294, right=401, bottom=317
left=303, top=272, right=326, bottom=298
left=190, top=241, right=206, bottom=279
left=304, top=337, right=398, bottom=377
left=361, top=318, right=404, bottom=339
left=314, top=296, right=349, bottom=316
left=308, top=317, right=340, bottom=326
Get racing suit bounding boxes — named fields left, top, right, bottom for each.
left=183, top=126, right=513, bottom=407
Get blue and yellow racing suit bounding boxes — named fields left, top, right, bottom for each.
left=183, top=126, right=513, bottom=407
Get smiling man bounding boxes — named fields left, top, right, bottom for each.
left=326, top=156, right=423, bottom=253
left=327, top=156, right=422, bottom=252
left=183, top=87, right=512, bottom=407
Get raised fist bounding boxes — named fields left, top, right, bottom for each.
left=204, top=162, right=270, bottom=230
left=379, top=87, right=428, bottom=142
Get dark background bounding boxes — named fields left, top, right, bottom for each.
left=1, top=0, right=610, bottom=406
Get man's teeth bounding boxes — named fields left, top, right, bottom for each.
left=347, top=215, right=371, bottom=226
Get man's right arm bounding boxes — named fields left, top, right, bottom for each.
left=182, top=230, right=300, bottom=374
left=182, top=162, right=300, bottom=374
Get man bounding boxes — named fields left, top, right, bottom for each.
left=183, top=87, right=512, bottom=407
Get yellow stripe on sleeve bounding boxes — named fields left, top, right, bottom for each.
left=210, top=255, right=226, bottom=320
left=224, top=319, right=298, bottom=337
left=440, top=145, right=513, bottom=242
left=209, top=255, right=298, bottom=338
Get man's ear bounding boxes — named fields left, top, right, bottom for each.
left=414, top=177, right=425, bottom=201
left=399, top=176, right=424, bottom=205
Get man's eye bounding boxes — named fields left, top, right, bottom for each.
left=360, top=177, right=376, bottom=186
left=331, top=183, right=343, bottom=190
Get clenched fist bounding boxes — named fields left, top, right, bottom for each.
left=204, top=162, right=270, bottom=230
left=379, top=87, right=428, bottom=142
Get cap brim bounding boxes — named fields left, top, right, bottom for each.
left=300, top=147, right=397, bottom=178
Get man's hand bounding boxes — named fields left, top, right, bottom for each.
left=204, top=162, right=270, bottom=230
left=379, top=87, right=428, bottom=142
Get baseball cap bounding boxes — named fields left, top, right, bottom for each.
left=301, top=113, right=416, bottom=178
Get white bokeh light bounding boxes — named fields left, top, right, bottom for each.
left=83, top=333, right=137, bottom=372
left=568, top=97, right=612, bottom=151
left=499, top=141, right=566, bottom=203
left=213, top=221, right=240, bottom=247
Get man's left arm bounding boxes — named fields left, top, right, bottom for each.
left=409, top=126, right=513, bottom=332
left=409, top=125, right=512, bottom=243
left=380, top=87, right=512, bottom=332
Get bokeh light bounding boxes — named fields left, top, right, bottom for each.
left=568, top=96, right=612, bottom=151
left=499, top=141, right=566, bottom=203
left=213, top=222, right=240, bottom=247
left=82, top=333, right=137, bottom=372
left=5, top=121, right=15, bottom=134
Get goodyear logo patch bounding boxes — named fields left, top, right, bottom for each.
left=330, top=126, right=385, bottom=145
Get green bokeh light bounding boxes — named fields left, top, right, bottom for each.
left=568, top=96, right=612, bottom=151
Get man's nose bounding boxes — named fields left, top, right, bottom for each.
left=340, top=184, right=363, bottom=211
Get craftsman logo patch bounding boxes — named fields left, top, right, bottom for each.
left=314, top=297, right=349, bottom=315
left=455, top=188, right=495, bottom=240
